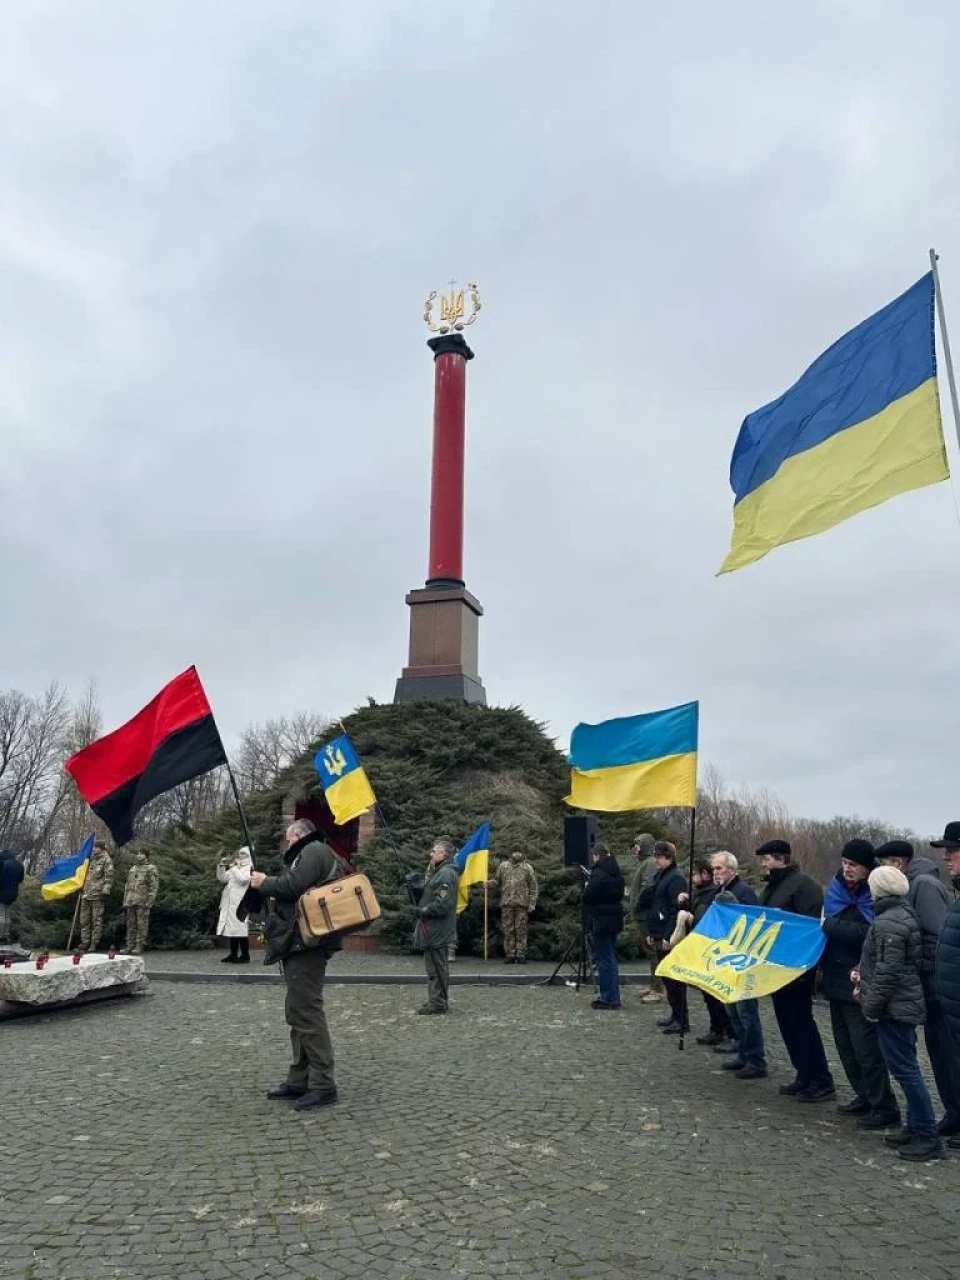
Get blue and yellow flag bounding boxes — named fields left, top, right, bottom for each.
left=720, top=273, right=948, bottom=574
left=314, top=734, right=376, bottom=826
left=656, top=901, right=826, bottom=1003
left=454, top=821, right=490, bottom=913
left=40, top=834, right=94, bottom=902
left=566, top=702, right=698, bottom=812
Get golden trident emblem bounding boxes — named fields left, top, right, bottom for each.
left=423, top=280, right=482, bottom=334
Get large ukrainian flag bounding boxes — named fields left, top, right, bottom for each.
left=566, top=701, right=698, bottom=812
left=656, top=901, right=826, bottom=1002
left=314, top=734, right=376, bottom=826
left=40, top=834, right=94, bottom=902
left=720, top=273, right=948, bottom=574
left=454, top=821, right=491, bottom=913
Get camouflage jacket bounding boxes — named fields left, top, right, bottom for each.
left=81, top=850, right=114, bottom=901
left=494, top=859, right=538, bottom=909
left=123, top=862, right=159, bottom=908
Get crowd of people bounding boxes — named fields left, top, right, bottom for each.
left=586, top=825, right=960, bottom=1163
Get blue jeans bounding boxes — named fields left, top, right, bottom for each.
left=592, top=933, right=620, bottom=1006
left=877, top=1020, right=936, bottom=1140
left=728, top=998, right=767, bottom=1072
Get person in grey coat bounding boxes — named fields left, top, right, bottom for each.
left=413, top=838, right=460, bottom=1015
left=857, top=866, right=942, bottom=1162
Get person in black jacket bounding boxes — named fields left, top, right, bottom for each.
left=0, top=849, right=25, bottom=942
left=931, top=821, right=960, bottom=1150
left=821, top=840, right=899, bottom=1128
left=680, top=859, right=735, bottom=1047
left=711, top=851, right=767, bottom=1078
left=758, top=839, right=835, bottom=1102
left=583, top=843, right=625, bottom=1010
left=858, top=866, right=941, bottom=1162
left=646, top=841, right=688, bottom=1033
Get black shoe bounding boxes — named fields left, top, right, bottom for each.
left=778, top=1079, right=808, bottom=1096
left=656, top=1015, right=676, bottom=1028
left=836, top=1098, right=870, bottom=1116
left=294, top=1089, right=338, bottom=1112
left=503, top=957, right=516, bottom=965
left=591, top=999, right=621, bottom=1009
left=856, top=1110, right=901, bottom=1130
left=713, top=1043, right=740, bottom=1055
left=947, top=1134, right=960, bottom=1150
left=936, top=1115, right=960, bottom=1137
left=721, top=1060, right=746, bottom=1071
left=236, top=953, right=251, bottom=964
left=515, top=957, right=528, bottom=965
left=898, top=1137, right=944, bottom=1162
left=734, top=1066, right=769, bottom=1080
left=696, top=1031, right=725, bottom=1046
left=220, top=954, right=237, bottom=964
left=416, top=1005, right=446, bottom=1015
left=662, top=1021, right=688, bottom=1035
left=266, top=1083, right=308, bottom=1100
left=884, top=1127, right=914, bottom=1147
left=796, top=1084, right=837, bottom=1104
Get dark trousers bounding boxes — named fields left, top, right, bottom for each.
left=592, top=933, right=621, bottom=1006
left=728, top=999, right=766, bottom=1072
left=829, top=999, right=898, bottom=1115
left=924, top=1001, right=960, bottom=1124
left=656, top=942, right=688, bottom=1027
left=703, top=992, right=734, bottom=1037
left=771, top=970, right=833, bottom=1090
left=877, top=1021, right=937, bottom=1140
left=283, top=951, right=335, bottom=1092
left=424, top=946, right=450, bottom=1011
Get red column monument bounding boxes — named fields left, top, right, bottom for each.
left=394, top=283, right=487, bottom=705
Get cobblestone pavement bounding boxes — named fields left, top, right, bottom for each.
left=1, top=982, right=956, bottom=1280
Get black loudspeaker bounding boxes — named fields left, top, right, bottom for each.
left=564, top=815, right=598, bottom=867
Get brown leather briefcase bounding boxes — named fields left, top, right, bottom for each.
left=296, top=873, right=381, bottom=946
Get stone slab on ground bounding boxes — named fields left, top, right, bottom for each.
left=0, top=982, right=956, bottom=1279
left=0, top=954, right=147, bottom=1018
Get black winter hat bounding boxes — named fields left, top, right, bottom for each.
left=840, top=839, right=876, bottom=871
left=874, top=839, right=915, bottom=862
left=756, top=839, right=792, bottom=859
left=930, top=821, right=960, bottom=849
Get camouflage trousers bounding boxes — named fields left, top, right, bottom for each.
left=79, top=898, right=106, bottom=951
left=501, top=904, right=530, bottom=959
left=125, top=906, right=152, bottom=953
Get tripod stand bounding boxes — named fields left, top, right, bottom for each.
left=542, top=874, right=595, bottom=991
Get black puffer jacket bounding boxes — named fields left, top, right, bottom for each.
left=859, top=895, right=925, bottom=1026
left=647, top=865, right=686, bottom=941
left=583, top=855, right=625, bottom=937
left=760, top=862, right=823, bottom=917
left=935, top=894, right=960, bottom=1045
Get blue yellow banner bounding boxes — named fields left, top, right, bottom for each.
left=720, top=273, right=948, bottom=574
left=656, top=901, right=826, bottom=1003
left=40, top=834, right=94, bottom=902
left=314, top=734, right=376, bottom=826
left=565, top=702, right=698, bottom=812
left=454, top=822, right=490, bottom=914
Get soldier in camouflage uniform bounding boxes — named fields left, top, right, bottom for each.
left=413, top=838, right=460, bottom=1014
left=122, top=849, right=159, bottom=954
left=490, top=850, right=539, bottom=963
left=79, top=839, right=114, bottom=952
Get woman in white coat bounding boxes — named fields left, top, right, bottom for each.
left=217, top=846, right=254, bottom=963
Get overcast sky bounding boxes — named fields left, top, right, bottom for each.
left=2, top=1, right=959, bottom=835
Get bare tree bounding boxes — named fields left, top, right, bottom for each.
left=0, top=684, right=71, bottom=867
left=233, top=712, right=331, bottom=793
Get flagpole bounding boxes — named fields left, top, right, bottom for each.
left=483, top=880, right=489, bottom=962
left=678, top=805, right=697, bottom=1052
left=66, top=892, right=82, bottom=953
left=929, top=248, right=960, bottom=452
left=224, top=760, right=255, bottom=854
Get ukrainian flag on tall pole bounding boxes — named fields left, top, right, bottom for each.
left=40, top=834, right=94, bottom=901
left=454, top=822, right=491, bottom=914
left=720, top=270, right=950, bottom=574
left=314, top=733, right=376, bottom=826
left=566, top=702, right=698, bottom=812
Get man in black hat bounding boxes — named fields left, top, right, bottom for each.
left=758, top=839, right=836, bottom=1103
left=821, top=839, right=899, bottom=1128
left=876, top=836, right=958, bottom=1137
left=927, top=823, right=960, bottom=1144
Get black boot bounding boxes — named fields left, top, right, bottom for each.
left=238, top=937, right=250, bottom=964
left=221, top=938, right=239, bottom=964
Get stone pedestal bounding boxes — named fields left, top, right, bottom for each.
left=394, top=585, right=487, bottom=705
left=0, top=953, right=147, bottom=1019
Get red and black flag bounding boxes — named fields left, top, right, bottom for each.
left=65, top=666, right=227, bottom=846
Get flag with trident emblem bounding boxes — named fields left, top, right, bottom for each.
left=314, top=733, right=377, bottom=826
left=656, top=902, right=826, bottom=1003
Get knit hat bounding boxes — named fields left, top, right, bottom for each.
left=874, top=840, right=914, bottom=863
left=633, top=833, right=656, bottom=853
left=840, top=839, right=875, bottom=871
left=757, top=839, right=792, bottom=859
left=868, top=865, right=909, bottom=898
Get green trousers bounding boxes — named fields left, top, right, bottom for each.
left=283, top=950, right=336, bottom=1092
left=424, top=946, right=450, bottom=1011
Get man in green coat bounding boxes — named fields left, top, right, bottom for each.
left=250, top=818, right=341, bottom=1112
left=414, top=838, right=459, bottom=1015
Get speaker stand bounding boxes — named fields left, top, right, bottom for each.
left=541, top=886, right=595, bottom=992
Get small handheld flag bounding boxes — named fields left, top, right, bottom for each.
left=40, top=835, right=95, bottom=902
left=721, top=273, right=948, bottom=574
left=655, top=901, right=826, bottom=1002
left=65, top=667, right=227, bottom=847
left=314, top=734, right=376, bottom=826
left=454, top=822, right=491, bottom=913
left=566, top=702, right=698, bottom=812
